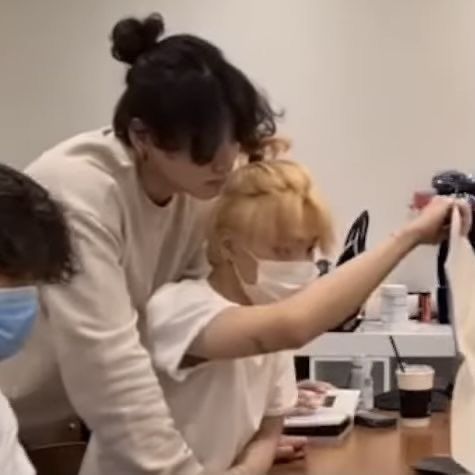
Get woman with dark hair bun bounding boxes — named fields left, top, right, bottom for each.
left=8, top=12, right=278, bottom=475
left=110, top=13, right=277, bottom=168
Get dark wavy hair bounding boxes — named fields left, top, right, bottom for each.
left=110, top=13, right=279, bottom=163
left=0, top=164, right=76, bottom=284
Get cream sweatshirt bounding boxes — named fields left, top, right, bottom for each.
left=0, top=128, right=211, bottom=475
left=0, top=391, right=35, bottom=475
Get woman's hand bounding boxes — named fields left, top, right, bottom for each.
left=288, top=380, right=335, bottom=417
left=275, top=380, right=335, bottom=463
left=403, top=196, right=472, bottom=245
left=274, top=435, right=307, bottom=463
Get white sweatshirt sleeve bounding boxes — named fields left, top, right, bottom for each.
left=42, top=210, right=204, bottom=475
left=265, top=353, right=298, bottom=417
left=0, top=392, right=35, bottom=475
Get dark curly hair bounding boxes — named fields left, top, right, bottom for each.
left=111, top=13, right=279, bottom=163
left=0, top=164, right=76, bottom=284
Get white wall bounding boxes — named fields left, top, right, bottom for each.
left=1, top=0, right=475, bottom=289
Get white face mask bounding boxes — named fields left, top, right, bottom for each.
left=236, top=256, right=319, bottom=305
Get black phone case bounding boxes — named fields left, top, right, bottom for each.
left=354, top=413, right=397, bottom=428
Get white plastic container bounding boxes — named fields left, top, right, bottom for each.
left=362, top=373, right=374, bottom=410
left=380, top=284, right=408, bottom=325
left=349, top=356, right=364, bottom=391
left=350, top=357, right=374, bottom=410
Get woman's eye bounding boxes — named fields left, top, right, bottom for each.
left=273, top=246, right=289, bottom=258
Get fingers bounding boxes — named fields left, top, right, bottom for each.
left=406, top=194, right=471, bottom=246
left=430, top=195, right=455, bottom=216
left=455, top=198, right=472, bottom=236
left=298, top=388, right=319, bottom=403
left=297, top=389, right=324, bottom=409
left=297, top=379, right=321, bottom=391
left=289, top=381, right=331, bottom=416
left=275, top=446, right=306, bottom=462
left=409, top=195, right=454, bottom=244
left=279, top=435, right=308, bottom=449
left=275, top=445, right=296, bottom=461
left=297, top=379, right=334, bottom=393
left=288, top=405, right=317, bottom=417
left=288, top=391, right=321, bottom=416
left=314, top=381, right=336, bottom=392
left=275, top=436, right=308, bottom=462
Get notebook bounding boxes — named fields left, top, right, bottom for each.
left=283, top=389, right=360, bottom=441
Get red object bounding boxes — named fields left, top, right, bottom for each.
left=412, top=191, right=435, bottom=210
left=419, top=292, right=432, bottom=322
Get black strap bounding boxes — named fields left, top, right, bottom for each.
left=337, top=211, right=369, bottom=266
left=332, top=210, right=370, bottom=332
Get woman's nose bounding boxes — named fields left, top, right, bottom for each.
left=212, top=160, right=228, bottom=174
left=212, top=143, right=240, bottom=174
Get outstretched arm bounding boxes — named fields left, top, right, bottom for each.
left=190, top=197, right=470, bottom=360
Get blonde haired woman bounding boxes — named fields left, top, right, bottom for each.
left=82, top=157, right=334, bottom=474
left=81, top=154, right=469, bottom=474
left=149, top=158, right=334, bottom=473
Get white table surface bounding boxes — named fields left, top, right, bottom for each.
left=298, top=320, right=455, bottom=358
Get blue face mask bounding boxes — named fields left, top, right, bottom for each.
left=0, top=286, right=38, bottom=360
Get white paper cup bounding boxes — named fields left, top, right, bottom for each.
left=396, top=365, right=435, bottom=428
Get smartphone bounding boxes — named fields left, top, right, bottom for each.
left=354, top=410, right=397, bottom=428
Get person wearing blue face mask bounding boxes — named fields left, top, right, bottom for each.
left=0, top=164, right=75, bottom=475
left=0, top=288, right=37, bottom=360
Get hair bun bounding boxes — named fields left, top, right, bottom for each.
left=111, top=13, right=165, bottom=65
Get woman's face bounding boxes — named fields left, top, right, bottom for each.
left=132, top=128, right=240, bottom=201
left=158, top=140, right=239, bottom=199
left=228, top=234, right=316, bottom=285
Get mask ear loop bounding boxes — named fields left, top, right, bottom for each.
left=229, top=244, right=260, bottom=287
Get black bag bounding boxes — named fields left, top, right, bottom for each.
left=330, top=210, right=369, bottom=332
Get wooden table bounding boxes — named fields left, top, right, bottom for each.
left=270, top=413, right=450, bottom=475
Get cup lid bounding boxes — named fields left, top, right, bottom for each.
left=396, top=364, right=434, bottom=375
left=382, top=284, right=408, bottom=296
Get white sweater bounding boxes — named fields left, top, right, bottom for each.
left=0, top=391, right=35, bottom=475
left=145, top=279, right=297, bottom=473
left=0, top=129, right=211, bottom=475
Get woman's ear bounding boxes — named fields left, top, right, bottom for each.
left=129, top=119, right=151, bottom=160
left=219, top=234, right=234, bottom=262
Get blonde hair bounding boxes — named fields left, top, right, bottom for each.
left=207, top=154, right=335, bottom=265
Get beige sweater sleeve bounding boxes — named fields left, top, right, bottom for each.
left=43, top=209, right=204, bottom=475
